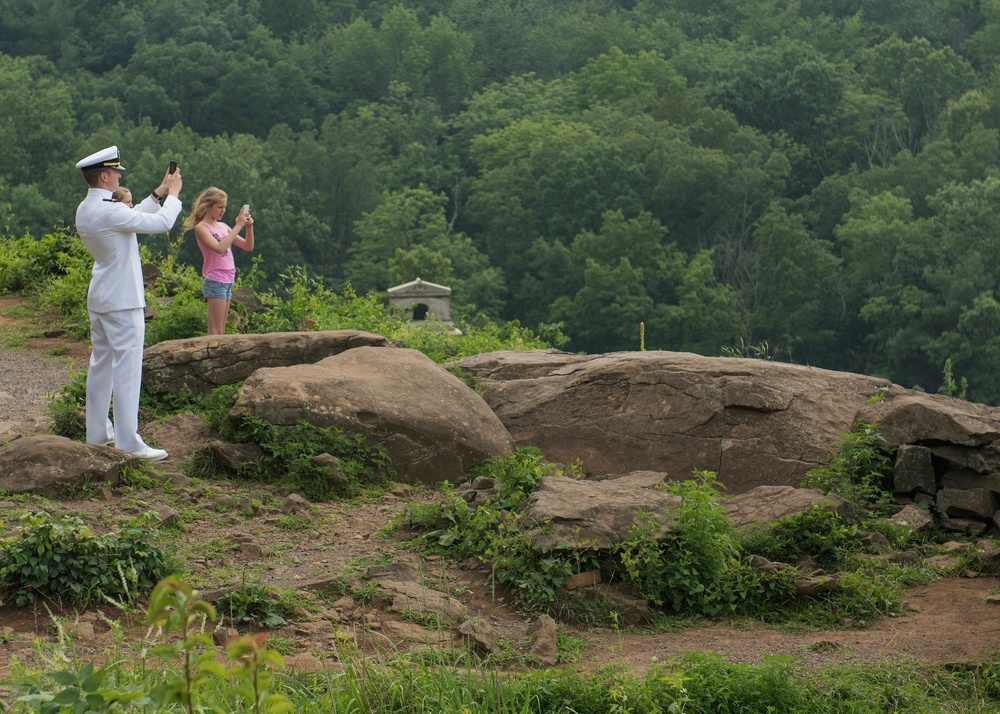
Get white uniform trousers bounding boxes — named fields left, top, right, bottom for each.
left=86, top=308, right=148, bottom=453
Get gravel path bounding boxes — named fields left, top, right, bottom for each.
left=0, top=344, right=80, bottom=439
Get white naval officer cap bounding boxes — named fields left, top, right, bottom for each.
left=76, top=145, right=126, bottom=171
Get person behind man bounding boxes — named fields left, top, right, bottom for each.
left=111, top=187, right=133, bottom=207
left=75, top=146, right=183, bottom=461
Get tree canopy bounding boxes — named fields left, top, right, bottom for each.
left=5, top=0, right=1000, bottom=401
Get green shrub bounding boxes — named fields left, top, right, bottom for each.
left=232, top=267, right=406, bottom=337
left=39, top=253, right=93, bottom=331
left=408, top=448, right=593, bottom=610
left=216, top=580, right=293, bottom=628
left=0, top=229, right=88, bottom=295
left=196, top=383, right=241, bottom=437
left=738, top=507, right=861, bottom=571
left=145, top=292, right=210, bottom=344
left=201, top=416, right=395, bottom=500
left=46, top=370, right=88, bottom=440
left=614, top=471, right=739, bottom=616
left=803, top=421, right=894, bottom=516
left=0, top=512, right=174, bottom=607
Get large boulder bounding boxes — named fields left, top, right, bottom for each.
left=229, top=347, right=513, bottom=484
left=0, top=435, right=137, bottom=495
left=142, top=330, right=390, bottom=396
left=520, top=475, right=682, bottom=550
left=456, top=350, right=895, bottom=494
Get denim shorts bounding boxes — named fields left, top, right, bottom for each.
left=202, top=278, right=233, bottom=300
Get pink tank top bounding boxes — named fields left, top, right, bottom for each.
left=198, top=221, right=236, bottom=283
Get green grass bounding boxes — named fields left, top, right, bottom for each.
left=16, top=638, right=1000, bottom=713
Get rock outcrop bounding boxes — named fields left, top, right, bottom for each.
left=229, top=347, right=513, bottom=484
left=857, top=392, right=1000, bottom=532
left=0, top=435, right=137, bottom=495
left=143, top=330, right=390, bottom=396
left=456, top=349, right=895, bottom=493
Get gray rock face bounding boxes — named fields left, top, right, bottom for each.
left=143, top=330, right=390, bottom=396
left=520, top=475, right=682, bottom=550
left=0, top=435, right=137, bottom=495
left=456, top=349, right=894, bottom=494
left=936, top=488, right=999, bottom=520
left=230, top=347, right=513, bottom=485
left=893, top=445, right=936, bottom=495
left=722, top=485, right=855, bottom=529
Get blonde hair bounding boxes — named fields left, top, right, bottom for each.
left=182, top=186, right=228, bottom=231
left=111, top=188, right=131, bottom=203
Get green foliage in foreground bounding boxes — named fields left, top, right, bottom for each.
left=405, top=436, right=926, bottom=628
left=0, top=512, right=173, bottom=608
left=16, top=576, right=293, bottom=714
left=12, top=576, right=1000, bottom=713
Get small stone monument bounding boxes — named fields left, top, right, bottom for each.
left=387, top=278, right=460, bottom=333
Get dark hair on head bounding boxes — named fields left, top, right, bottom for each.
left=81, top=167, right=105, bottom=186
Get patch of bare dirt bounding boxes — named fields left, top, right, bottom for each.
left=2, top=296, right=1000, bottom=677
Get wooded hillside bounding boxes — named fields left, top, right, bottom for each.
left=2, top=0, right=999, bottom=400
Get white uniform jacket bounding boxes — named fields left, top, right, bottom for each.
left=75, top=189, right=183, bottom=313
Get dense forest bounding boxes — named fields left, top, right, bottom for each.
left=3, top=0, right=1000, bottom=400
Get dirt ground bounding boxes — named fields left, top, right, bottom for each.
left=2, top=296, right=1000, bottom=678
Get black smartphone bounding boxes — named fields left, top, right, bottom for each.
left=168, top=160, right=177, bottom=175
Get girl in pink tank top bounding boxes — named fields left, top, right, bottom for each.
left=182, top=187, right=255, bottom=335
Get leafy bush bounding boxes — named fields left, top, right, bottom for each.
left=144, top=291, right=211, bottom=344
left=0, top=229, right=89, bottom=295
left=738, top=507, right=861, bottom=571
left=802, top=421, right=894, bottom=515
left=614, top=471, right=739, bottom=616
left=408, top=448, right=593, bottom=610
left=192, top=416, right=394, bottom=501
left=230, top=267, right=406, bottom=337
left=15, top=576, right=293, bottom=713
left=195, top=383, right=242, bottom=437
left=0, top=512, right=174, bottom=607
left=216, top=581, right=293, bottom=629
left=46, top=370, right=88, bottom=440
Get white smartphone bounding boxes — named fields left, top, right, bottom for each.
left=241, top=204, right=250, bottom=218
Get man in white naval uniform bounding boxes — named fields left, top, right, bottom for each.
left=75, top=146, right=183, bottom=461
